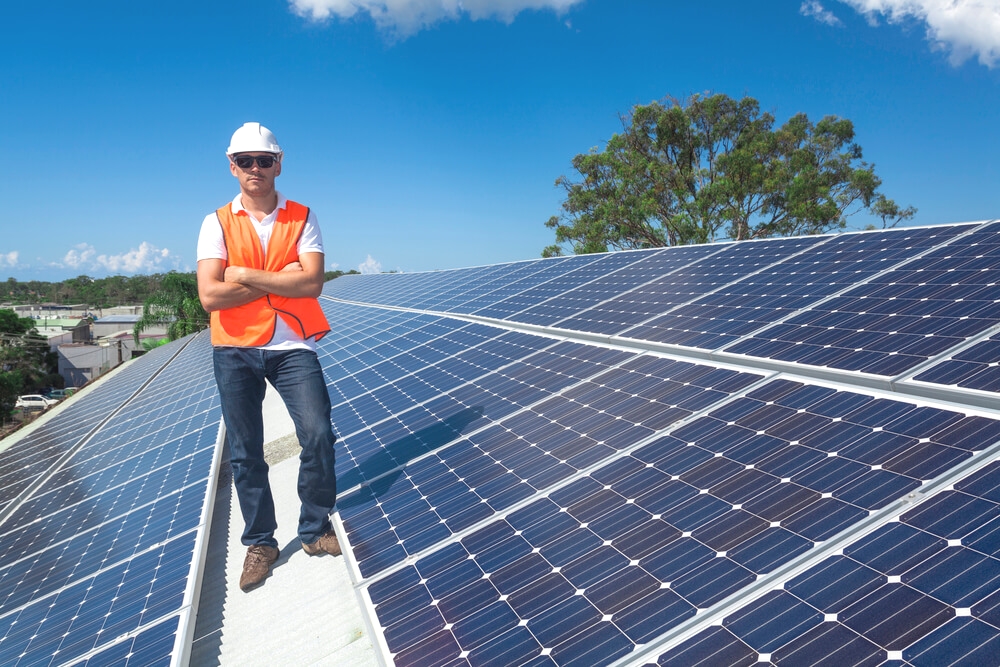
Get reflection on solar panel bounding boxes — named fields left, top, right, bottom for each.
left=318, top=220, right=1000, bottom=666
left=629, top=224, right=975, bottom=359
left=0, top=332, right=221, bottom=666
left=0, top=341, right=179, bottom=519
left=556, top=235, right=820, bottom=337
left=5, top=220, right=1000, bottom=665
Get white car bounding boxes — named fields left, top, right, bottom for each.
left=16, top=394, right=58, bottom=411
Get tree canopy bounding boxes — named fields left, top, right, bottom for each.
left=3, top=272, right=187, bottom=307
left=133, top=273, right=208, bottom=343
left=0, top=310, right=57, bottom=420
left=543, top=93, right=915, bottom=256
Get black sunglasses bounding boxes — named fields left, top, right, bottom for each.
left=233, top=154, right=277, bottom=169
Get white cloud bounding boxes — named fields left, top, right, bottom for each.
left=60, top=242, right=180, bottom=274
left=0, top=251, right=19, bottom=268
left=801, top=1, right=843, bottom=26
left=63, top=243, right=97, bottom=269
left=359, top=255, right=383, bottom=274
left=840, top=0, right=1000, bottom=66
left=289, top=0, right=583, bottom=38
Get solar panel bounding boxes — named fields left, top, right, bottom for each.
left=909, top=331, right=1000, bottom=394
left=0, top=341, right=179, bottom=519
left=554, top=235, right=821, bottom=337
left=458, top=251, right=653, bottom=326
left=335, top=344, right=765, bottom=578
left=722, top=223, right=998, bottom=376
left=391, top=264, right=528, bottom=312
left=352, top=378, right=1000, bottom=665
left=649, top=455, right=1000, bottom=666
left=312, top=220, right=1000, bottom=666
left=625, top=224, right=975, bottom=357
left=0, top=332, right=221, bottom=666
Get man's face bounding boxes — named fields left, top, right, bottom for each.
left=229, top=152, right=281, bottom=197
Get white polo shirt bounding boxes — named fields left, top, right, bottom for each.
left=197, top=192, right=325, bottom=350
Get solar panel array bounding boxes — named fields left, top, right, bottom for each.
left=319, top=220, right=1000, bottom=666
left=4, top=219, right=1000, bottom=666
left=0, top=333, right=221, bottom=667
left=646, top=457, right=1000, bottom=666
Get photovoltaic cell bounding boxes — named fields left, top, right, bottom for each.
left=70, top=615, right=179, bottom=667
left=321, top=268, right=464, bottom=308
left=724, top=223, right=998, bottom=376
left=625, top=224, right=974, bottom=355
left=563, top=235, right=822, bottom=338
left=355, top=379, right=998, bottom=665
left=338, top=350, right=764, bottom=577
left=486, top=250, right=657, bottom=326
left=651, top=458, right=1000, bottom=666
left=321, top=255, right=604, bottom=315
left=321, top=315, right=569, bottom=492
left=0, top=340, right=179, bottom=518
left=447, top=256, right=603, bottom=315
left=409, top=260, right=616, bottom=314
left=0, top=332, right=220, bottom=667
left=500, top=247, right=705, bottom=331
left=309, top=220, right=1000, bottom=666
left=911, top=332, right=1000, bottom=393
left=462, top=255, right=608, bottom=320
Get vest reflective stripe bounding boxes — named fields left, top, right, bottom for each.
left=210, top=200, right=331, bottom=347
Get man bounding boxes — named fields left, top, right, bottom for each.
left=197, top=122, right=340, bottom=592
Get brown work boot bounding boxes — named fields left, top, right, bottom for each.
left=239, top=544, right=279, bottom=591
left=302, top=530, right=342, bottom=557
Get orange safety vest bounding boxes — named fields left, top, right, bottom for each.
left=210, top=200, right=331, bottom=347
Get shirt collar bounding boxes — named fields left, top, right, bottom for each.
left=230, top=191, right=287, bottom=216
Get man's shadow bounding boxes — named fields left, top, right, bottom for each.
left=336, top=405, right=486, bottom=512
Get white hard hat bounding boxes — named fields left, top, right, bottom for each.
left=226, top=122, right=282, bottom=155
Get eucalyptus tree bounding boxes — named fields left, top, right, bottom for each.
left=544, top=93, right=914, bottom=256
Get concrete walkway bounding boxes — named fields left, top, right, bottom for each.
left=189, top=384, right=377, bottom=667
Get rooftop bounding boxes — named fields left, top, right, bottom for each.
left=5, top=221, right=1000, bottom=666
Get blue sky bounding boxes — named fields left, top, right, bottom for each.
left=3, top=0, right=999, bottom=281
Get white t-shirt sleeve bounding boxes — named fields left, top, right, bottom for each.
left=298, top=209, right=324, bottom=255
left=196, top=213, right=227, bottom=262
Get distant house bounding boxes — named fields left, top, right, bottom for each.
left=9, top=303, right=91, bottom=320
left=32, top=318, right=91, bottom=353
left=58, top=343, right=107, bottom=387
left=93, top=313, right=169, bottom=340
left=57, top=331, right=139, bottom=387
left=6, top=304, right=169, bottom=387
left=93, top=314, right=140, bottom=339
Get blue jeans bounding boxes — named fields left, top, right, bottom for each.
left=213, top=347, right=338, bottom=548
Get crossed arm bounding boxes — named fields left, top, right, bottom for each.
left=197, top=252, right=326, bottom=312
